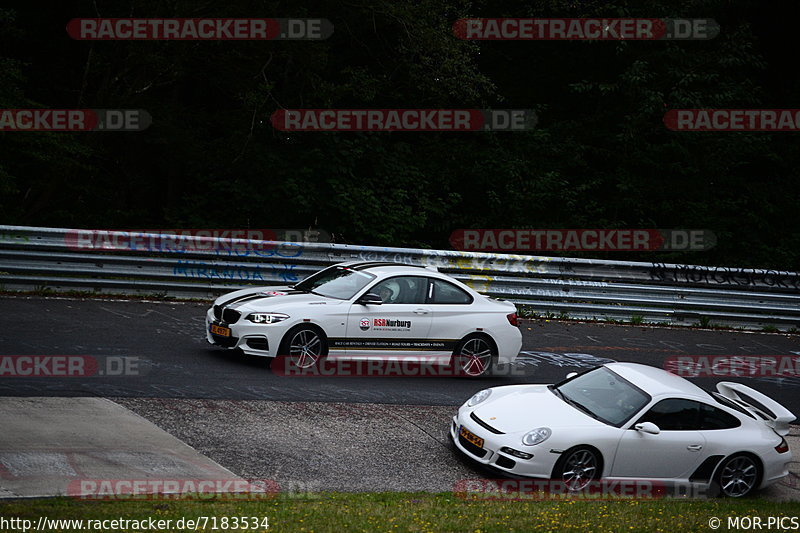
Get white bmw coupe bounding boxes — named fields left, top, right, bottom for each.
left=206, top=261, right=522, bottom=376
left=451, top=362, right=795, bottom=497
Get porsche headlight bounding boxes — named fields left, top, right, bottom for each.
left=521, top=427, right=552, bottom=446
left=467, top=389, right=492, bottom=407
left=246, top=313, right=290, bottom=324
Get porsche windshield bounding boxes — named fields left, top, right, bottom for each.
left=552, top=367, right=650, bottom=427
left=294, top=266, right=376, bottom=300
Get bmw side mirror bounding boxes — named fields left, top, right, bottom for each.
left=634, top=422, right=661, bottom=435
left=357, top=293, right=382, bottom=305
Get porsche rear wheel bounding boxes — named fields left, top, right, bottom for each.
left=716, top=454, right=761, bottom=498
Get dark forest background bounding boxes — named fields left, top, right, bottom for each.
left=1, top=0, right=798, bottom=270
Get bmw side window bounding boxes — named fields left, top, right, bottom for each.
left=371, top=276, right=427, bottom=304
left=698, top=403, right=741, bottom=430
left=635, top=399, right=702, bottom=431
left=429, top=279, right=473, bottom=304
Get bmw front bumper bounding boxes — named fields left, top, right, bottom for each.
left=205, top=307, right=289, bottom=357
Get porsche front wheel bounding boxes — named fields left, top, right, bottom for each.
left=553, top=446, right=602, bottom=492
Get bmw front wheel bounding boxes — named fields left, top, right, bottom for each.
left=278, top=326, right=328, bottom=370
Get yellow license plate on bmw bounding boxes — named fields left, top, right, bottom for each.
left=210, top=324, right=231, bottom=337
left=459, top=426, right=484, bottom=448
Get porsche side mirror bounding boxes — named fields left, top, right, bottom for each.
left=634, top=422, right=661, bottom=435
left=566, top=372, right=578, bottom=380
left=357, top=293, right=382, bottom=305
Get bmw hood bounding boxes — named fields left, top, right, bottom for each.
left=471, top=385, right=605, bottom=433
left=214, top=287, right=343, bottom=311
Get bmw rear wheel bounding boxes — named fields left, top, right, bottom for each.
left=452, top=335, right=496, bottom=377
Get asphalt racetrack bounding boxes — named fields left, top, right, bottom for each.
left=1, top=296, right=799, bottom=411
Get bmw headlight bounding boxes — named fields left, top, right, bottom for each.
left=467, top=389, right=492, bottom=407
left=246, top=313, right=290, bottom=324
left=521, top=427, right=552, bottom=446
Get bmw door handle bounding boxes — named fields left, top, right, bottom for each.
left=413, top=309, right=430, bottom=315
left=687, top=444, right=703, bottom=451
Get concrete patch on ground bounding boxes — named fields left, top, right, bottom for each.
left=115, top=398, right=476, bottom=493
left=0, top=397, right=240, bottom=498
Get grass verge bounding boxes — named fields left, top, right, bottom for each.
left=1, top=493, right=799, bottom=532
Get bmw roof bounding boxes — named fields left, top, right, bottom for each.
left=335, top=261, right=439, bottom=273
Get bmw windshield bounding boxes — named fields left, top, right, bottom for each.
left=294, top=266, right=376, bottom=300
left=551, top=367, right=651, bottom=427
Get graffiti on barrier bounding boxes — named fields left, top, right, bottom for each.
left=649, top=263, right=800, bottom=289
left=0, top=232, right=29, bottom=243
left=348, top=249, right=552, bottom=275
left=211, top=242, right=304, bottom=259
left=172, top=261, right=302, bottom=283
left=463, top=279, right=608, bottom=298
left=173, top=260, right=264, bottom=281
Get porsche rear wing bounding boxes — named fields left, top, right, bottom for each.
left=716, top=382, right=796, bottom=436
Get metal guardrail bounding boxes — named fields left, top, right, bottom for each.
left=0, top=225, right=798, bottom=331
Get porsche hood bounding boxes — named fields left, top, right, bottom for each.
left=471, top=385, right=605, bottom=433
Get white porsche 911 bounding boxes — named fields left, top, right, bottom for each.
left=451, top=362, right=795, bottom=497
left=206, top=261, right=522, bottom=376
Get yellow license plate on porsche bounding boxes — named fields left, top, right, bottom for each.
left=459, top=426, right=484, bottom=448
left=210, top=324, right=231, bottom=337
